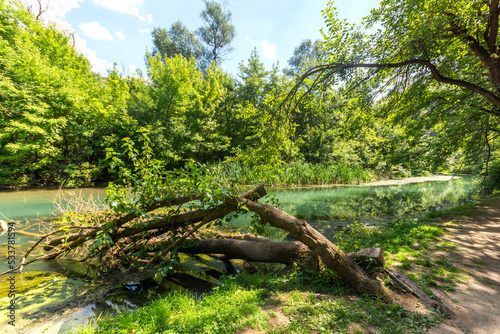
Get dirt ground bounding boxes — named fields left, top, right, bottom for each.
left=428, top=199, right=500, bottom=334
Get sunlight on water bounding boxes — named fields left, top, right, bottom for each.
left=0, top=188, right=107, bottom=221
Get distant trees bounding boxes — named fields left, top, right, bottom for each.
left=197, top=0, right=236, bottom=66
left=150, top=0, right=236, bottom=68
left=4, top=0, right=493, bottom=188
left=151, top=22, right=204, bottom=61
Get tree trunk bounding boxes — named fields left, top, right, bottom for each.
left=225, top=195, right=393, bottom=299
left=180, top=238, right=317, bottom=265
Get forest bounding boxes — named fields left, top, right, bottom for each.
left=1, top=0, right=498, bottom=190
left=2, top=0, right=500, bottom=332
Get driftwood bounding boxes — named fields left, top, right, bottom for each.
left=347, top=247, right=386, bottom=268
left=430, top=288, right=456, bottom=317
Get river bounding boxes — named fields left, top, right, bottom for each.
left=0, top=175, right=480, bottom=332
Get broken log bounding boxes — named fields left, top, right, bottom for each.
left=224, top=195, right=393, bottom=299
left=347, top=247, right=386, bottom=268
left=386, top=270, right=436, bottom=307
left=430, top=288, right=456, bottom=317
left=180, top=239, right=317, bottom=266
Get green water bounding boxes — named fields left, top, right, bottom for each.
left=0, top=188, right=107, bottom=221
left=0, top=176, right=480, bottom=331
left=275, top=176, right=477, bottom=220
left=227, top=176, right=479, bottom=236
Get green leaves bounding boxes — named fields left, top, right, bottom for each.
left=0, top=2, right=134, bottom=187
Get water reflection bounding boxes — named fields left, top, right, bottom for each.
left=227, top=176, right=479, bottom=230
left=279, top=177, right=478, bottom=221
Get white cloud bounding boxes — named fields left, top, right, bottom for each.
left=73, top=33, right=113, bottom=75
left=261, top=40, right=276, bottom=59
left=245, top=35, right=249, bottom=40
left=93, top=0, right=143, bottom=18
left=79, top=21, right=113, bottom=40
left=146, top=14, right=153, bottom=23
left=139, top=28, right=150, bottom=34
left=116, top=31, right=126, bottom=40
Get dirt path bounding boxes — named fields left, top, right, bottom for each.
left=429, top=199, right=500, bottom=334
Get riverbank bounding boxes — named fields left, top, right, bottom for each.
left=0, top=176, right=487, bottom=333
left=62, top=195, right=499, bottom=334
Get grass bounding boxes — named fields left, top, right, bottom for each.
left=208, top=161, right=374, bottom=187
left=71, top=269, right=440, bottom=334
left=70, top=216, right=458, bottom=334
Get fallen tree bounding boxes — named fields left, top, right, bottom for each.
left=3, top=184, right=395, bottom=300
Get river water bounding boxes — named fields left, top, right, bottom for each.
left=0, top=175, right=478, bottom=273
left=0, top=175, right=480, bottom=331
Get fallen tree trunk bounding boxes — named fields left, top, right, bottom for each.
left=180, top=239, right=316, bottom=265
left=43, top=186, right=267, bottom=252
left=225, top=195, right=393, bottom=299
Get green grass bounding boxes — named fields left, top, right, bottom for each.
left=71, top=268, right=440, bottom=334
left=332, top=218, right=468, bottom=292
left=71, top=276, right=270, bottom=334
left=70, top=216, right=456, bottom=334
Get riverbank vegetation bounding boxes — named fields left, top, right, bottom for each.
left=2, top=0, right=499, bottom=190
left=69, top=210, right=481, bottom=334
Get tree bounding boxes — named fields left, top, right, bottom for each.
left=0, top=1, right=135, bottom=187
left=196, top=0, right=236, bottom=66
left=291, top=0, right=500, bottom=170
left=143, top=53, right=230, bottom=164
left=151, top=21, right=204, bottom=61
left=237, top=47, right=269, bottom=106
left=284, top=39, right=323, bottom=77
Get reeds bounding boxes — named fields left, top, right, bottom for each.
left=208, top=161, right=373, bottom=187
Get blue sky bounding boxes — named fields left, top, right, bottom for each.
left=21, top=0, right=378, bottom=76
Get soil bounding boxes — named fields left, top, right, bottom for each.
left=428, top=199, right=500, bottom=334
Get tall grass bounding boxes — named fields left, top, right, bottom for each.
left=208, top=161, right=374, bottom=187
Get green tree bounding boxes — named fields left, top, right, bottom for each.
left=237, top=47, right=269, bottom=106
left=144, top=53, right=230, bottom=164
left=285, top=39, right=323, bottom=77
left=196, top=0, right=236, bottom=66
left=294, top=0, right=500, bottom=171
left=0, top=1, right=135, bottom=187
left=151, top=21, right=204, bottom=61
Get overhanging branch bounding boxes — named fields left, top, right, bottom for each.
left=289, top=60, right=500, bottom=117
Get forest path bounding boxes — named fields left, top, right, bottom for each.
left=429, top=199, right=500, bottom=334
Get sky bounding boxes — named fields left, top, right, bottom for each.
left=20, top=0, right=379, bottom=77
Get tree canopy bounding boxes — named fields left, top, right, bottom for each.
left=293, top=0, right=500, bottom=168
left=197, top=0, right=236, bottom=66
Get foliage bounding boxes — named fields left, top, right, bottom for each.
left=143, top=53, right=230, bottom=165
left=484, top=151, right=500, bottom=193
left=196, top=0, right=236, bottom=66
left=304, top=0, right=500, bottom=173
left=151, top=22, right=204, bottom=62
left=209, top=160, right=372, bottom=186
left=0, top=0, right=135, bottom=187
